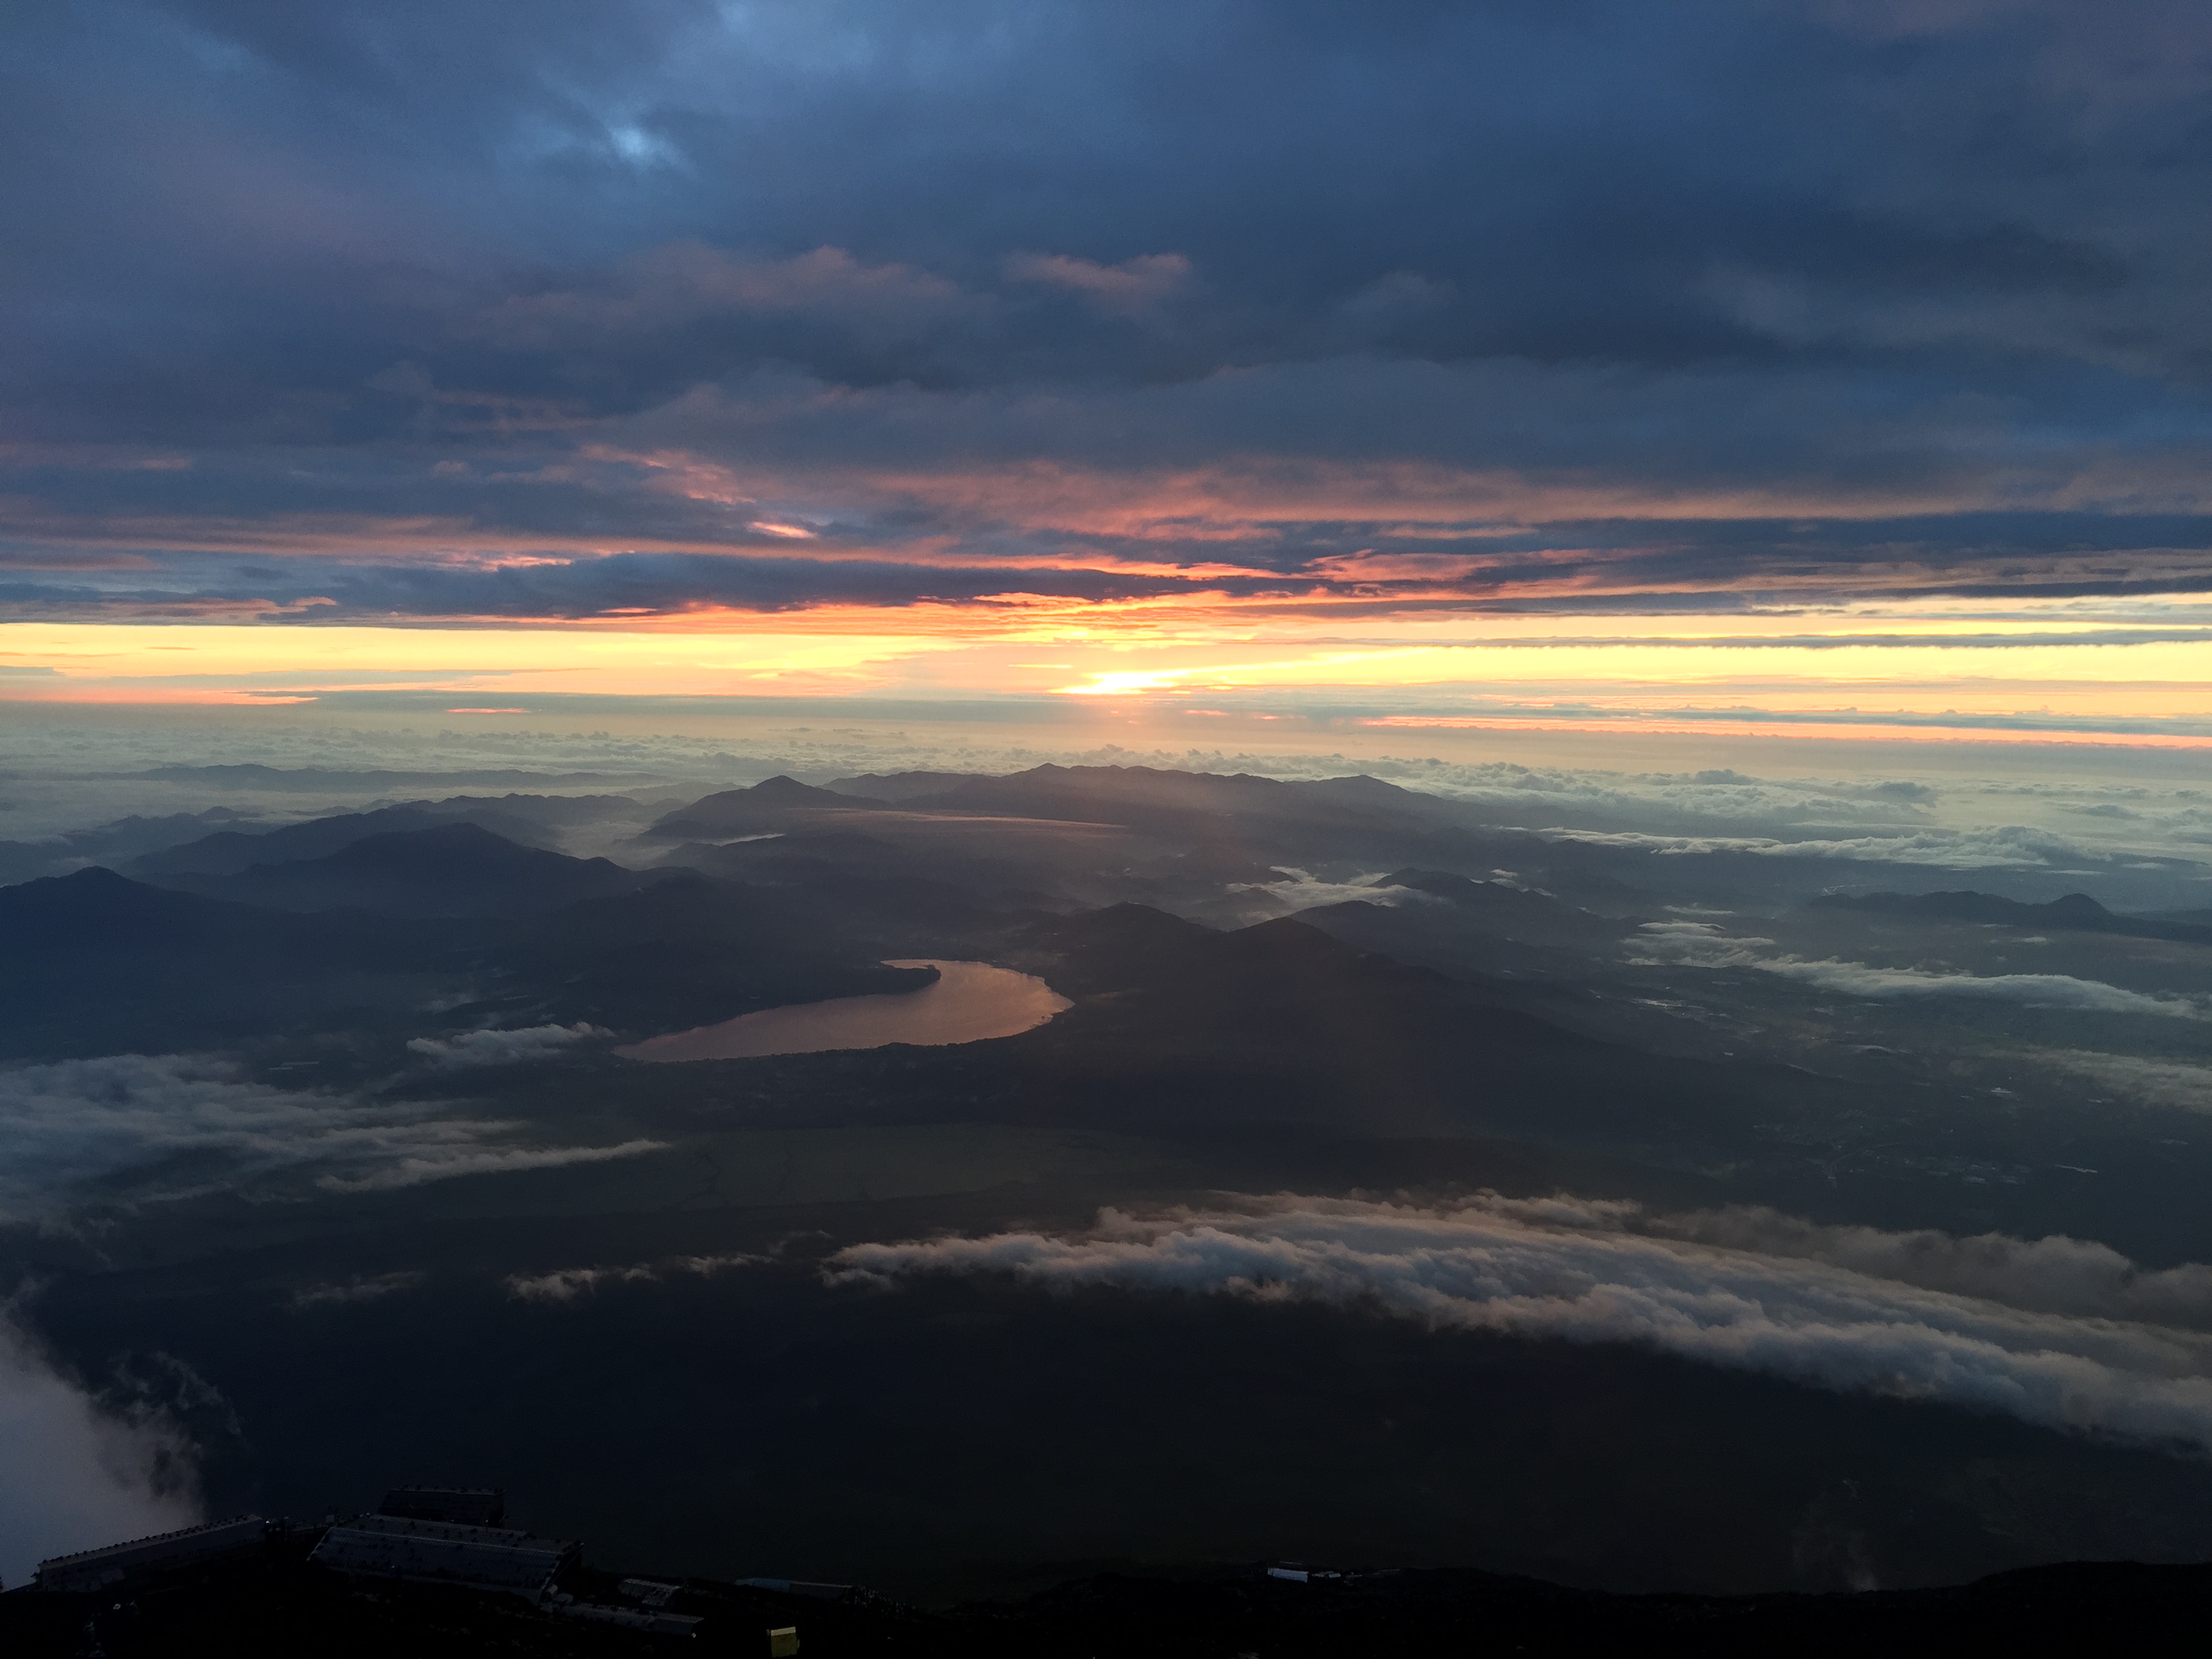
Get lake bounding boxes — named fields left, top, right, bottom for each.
left=615, top=960, right=1073, bottom=1063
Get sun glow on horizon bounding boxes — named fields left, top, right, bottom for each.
left=4, top=589, right=2212, bottom=750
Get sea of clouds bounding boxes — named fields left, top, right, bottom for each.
left=830, top=1193, right=2212, bottom=1454
left=7, top=711, right=2208, bottom=872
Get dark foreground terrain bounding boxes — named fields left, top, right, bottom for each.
left=8, top=1532, right=2212, bottom=1657
left=14, top=764, right=2212, bottom=1601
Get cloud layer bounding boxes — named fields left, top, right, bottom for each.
left=1632, top=922, right=2203, bottom=1018
left=832, top=1193, right=2212, bottom=1453
left=504, top=1251, right=764, bottom=1303
left=406, top=1022, right=610, bottom=1066
left=7, top=1, right=2212, bottom=642
left=2038, top=1050, right=2212, bottom=1112
left=0, top=1053, right=663, bottom=1220
left=0, top=1311, right=199, bottom=1591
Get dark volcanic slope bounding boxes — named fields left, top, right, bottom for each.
left=975, top=904, right=1800, bottom=1145
left=620, top=901, right=1826, bottom=1151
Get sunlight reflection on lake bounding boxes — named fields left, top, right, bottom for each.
left=615, top=960, right=1072, bottom=1063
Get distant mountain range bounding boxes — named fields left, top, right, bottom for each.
left=1814, top=888, right=2212, bottom=945
left=121, top=764, right=665, bottom=790
left=144, top=822, right=653, bottom=919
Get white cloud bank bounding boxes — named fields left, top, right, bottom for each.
left=0, top=1311, right=199, bottom=1591
left=407, top=1023, right=610, bottom=1066
left=0, top=1054, right=663, bottom=1221
left=1632, top=922, right=2202, bottom=1019
left=831, top=1193, right=2212, bottom=1454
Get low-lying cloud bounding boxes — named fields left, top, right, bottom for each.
left=290, top=1272, right=425, bottom=1310
left=2034, top=1050, right=2212, bottom=1113
left=831, top=1193, right=2212, bottom=1454
left=407, top=1023, right=611, bottom=1066
left=504, top=1251, right=765, bottom=1303
left=1560, top=824, right=2090, bottom=870
left=1633, top=922, right=2201, bottom=1018
left=317, top=1141, right=665, bottom=1192
left=0, top=1310, right=199, bottom=1591
left=1240, top=869, right=1416, bottom=911
left=0, top=1054, right=664, bottom=1221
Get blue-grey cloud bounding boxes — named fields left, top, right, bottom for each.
left=8, top=2, right=2212, bottom=610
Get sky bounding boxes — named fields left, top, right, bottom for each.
left=7, top=1, right=2212, bottom=747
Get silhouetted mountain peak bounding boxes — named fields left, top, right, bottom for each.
left=825, top=770, right=981, bottom=800
left=45, top=863, right=134, bottom=894
left=2047, top=892, right=2114, bottom=923
left=1, top=864, right=181, bottom=928
left=0, top=864, right=372, bottom=956
left=297, top=820, right=529, bottom=871
left=1816, top=889, right=2116, bottom=928
left=1036, top=901, right=1217, bottom=953
left=646, top=777, right=889, bottom=838
left=746, top=774, right=852, bottom=804
left=1295, top=773, right=1425, bottom=802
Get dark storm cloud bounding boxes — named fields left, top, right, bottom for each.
left=7, top=1, right=2212, bottom=612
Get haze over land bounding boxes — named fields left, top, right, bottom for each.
left=8, top=0, right=2212, bottom=1625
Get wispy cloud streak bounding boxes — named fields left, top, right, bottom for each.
left=1633, top=922, right=2203, bottom=1018
left=0, top=1054, right=663, bottom=1219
